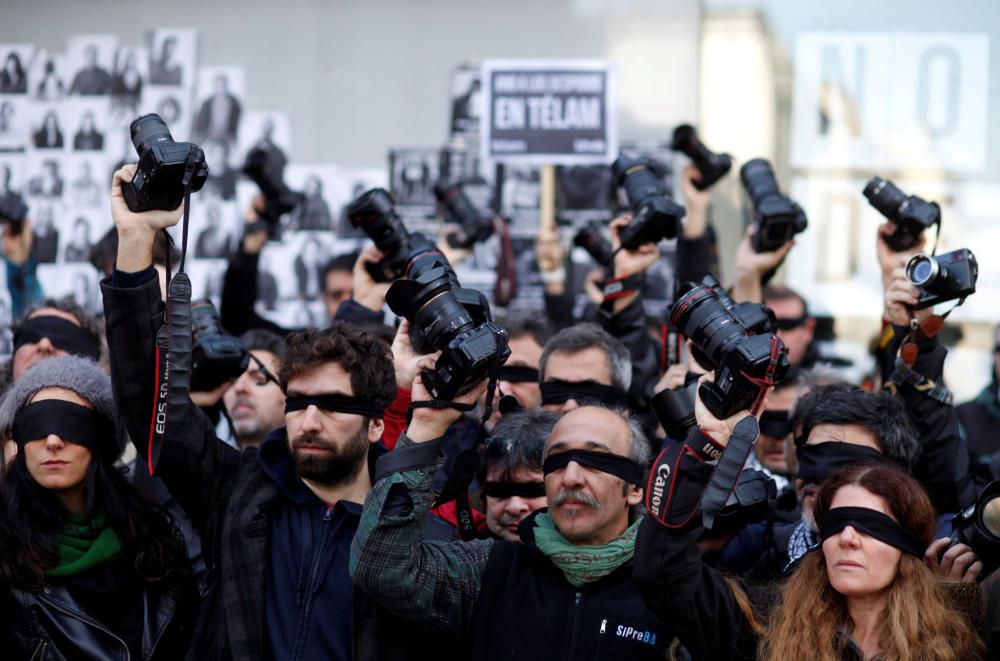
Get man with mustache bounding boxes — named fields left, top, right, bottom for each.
left=221, top=329, right=286, bottom=449
left=101, top=163, right=402, bottom=660
left=351, top=376, right=676, bottom=659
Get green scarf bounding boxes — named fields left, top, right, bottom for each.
left=45, top=511, right=123, bottom=578
left=532, top=512, right=641, bottom=587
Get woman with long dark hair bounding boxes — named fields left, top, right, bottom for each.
left=635, top=446, right=985, bottom=659
left=0, top=355, right=197, bottom=659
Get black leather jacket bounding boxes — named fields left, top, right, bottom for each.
left=6, top=580, right=187, bottom=661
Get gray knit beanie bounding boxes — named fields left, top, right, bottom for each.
left=0, top=355, right=126, bottom=461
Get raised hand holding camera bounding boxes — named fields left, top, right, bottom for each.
left=740, top=158, right=807, bottom=253
left=121, top=114, right=208, bottom=214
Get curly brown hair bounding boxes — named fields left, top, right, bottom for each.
left=278, top=322, right=396, bottom=411
left=759, top=463, right=984, bottom=660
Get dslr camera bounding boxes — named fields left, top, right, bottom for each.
left=905, top=248, right=977, bottom=310
left=385, top=233, right=510, bottom=400
left=705, top=468, right=776, bottom=536
left=573, top=222, right=614, bottom=268
left=346, top=188, right=414, bottom=282
left=611, top=155, right=686, bottom=250
left=863, top=177, right=940, bottom=252
left=190, top=299, right=250, bottom=392
left=433, top=181, right=494, bottom=249
left=243, top=147, right=303, bottom=237
left=650, top=380, right=698, bottom=442
left=0, top=190, right=27, bottom=234
left=951, top=480, right=1000, bottom=573
left=670, top=274, right=789, bottom=419
left=670, top=124, right=732, bottom=190
left=740, top=159, right=807, bottom=253
left=122, top=114, right=209, bottom=213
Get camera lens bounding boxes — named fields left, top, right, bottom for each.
left=863, top=176, right=908, bottom=220
left=905, top=254, right=939, bottom=287
left=739, top=159, right=781, bottom=206
left=983, top=497, right=1000, bottom=538
left=346, top=188, right=411, bottom=257
left=129, top=113, right=173, bottom=154
left=612, top=155, right=662, bottom=207
left=671, top=285, right=748, bottom=369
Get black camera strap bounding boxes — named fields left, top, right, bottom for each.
left=147, top=153, right=199, bottom=475
left=700, top=416, right=760, bottom=531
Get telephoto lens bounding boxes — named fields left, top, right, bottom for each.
left=904, top=249, right=978, bottom=310
left=670, top=277, right=789, bottom=418
left=433, top=181, right=494, bottom=249
left=190, top=299, right=250, bottom=392
left=739, top=158, right=807, bottom=253
left=862, top=176, right=941, bottom=252
left=573, top=222, right=614, bottom=268
left=346, top=188, right=413, bottom=282
left=385, top=232, right=511, bottom=400
left=670, top=124, right=732, bottom=190
left=950, top=480, right=1000, bottom=573
left=122, top=113, right=209, bottom=213
left=611, top=154, right=686, bottom=250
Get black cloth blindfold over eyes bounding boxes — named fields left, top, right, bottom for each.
left=819, top=506, right=925, bottom=557
left=795, top=442, right=887, bottom=485
left=482, top=481, right=547, bottom=499
left=284, top=394, right=385, bottom=419
left=775, top=315, right=808, bottom=331
left=14, top=315, right=100, bottom=360
left=542, top=449, right=644, bottom=485
left=540, top=379, right=629, bottom=409
left=498, top=365, right=540, bottom=384
left=758, top=410, right=792, bottom=439
left=13, top=399, right=113, bottom=453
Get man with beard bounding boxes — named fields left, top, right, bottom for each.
left=101, top=164, right=401, bottom=661
left=221, top=329, right=286, bottom=449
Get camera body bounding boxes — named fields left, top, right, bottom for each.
left=190, top=299, right=250, bottom=392
left=863, top=177, right=940, bottom=252
left=670, top=275, right=789, bottom=419
left=122, top=114, right=208, bottom=213
left=612, top=155, right=686, bottom=250
left=243, top=147, right=303, bottom=236
left=706, top=468, right=776, bottom=535
left=385, top=233, right=510, bottom=400
left=346, top=188, right=413, bottom=282
left=0, top=190, right=28, bottom=233
left=740, top=159, right=807, bottom=253
left=905, top=249, right=977, bottom=310
left=670, top=124, right=732, bottom=190
left=573, top=222, right=614, bottom=268
left=433, top=181, right=494, bottom=249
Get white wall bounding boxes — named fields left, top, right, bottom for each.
left=1, top=0, right=702, bottom=167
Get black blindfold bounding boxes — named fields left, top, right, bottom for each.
left=540, top=379, right=629, bottom=409
left=542, top=449, right=644, bottom=485
left=13, top=399, right=114, bottom=455
left=796, top=442, right=887, bottom=485
left=284, top=394, right=384, bottom=419
left=820, top=506, right=924, bottom=557
left=14, top=315, right=99, bottom=360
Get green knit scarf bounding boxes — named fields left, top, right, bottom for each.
left=532, top=512, right=641, bottom=587
left=45, top=511, right=123, bottom=578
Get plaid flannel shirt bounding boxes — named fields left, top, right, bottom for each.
left=350, top=434, right=494, bottom=633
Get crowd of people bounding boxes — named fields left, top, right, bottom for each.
left=0, top=139, right=998, bottom=661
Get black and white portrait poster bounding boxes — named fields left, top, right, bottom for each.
left=110, top=46, right=148, bottom=117
left=284, top=164, right=337, bottom=233
left=24, top=153, right=65, bottom=200
left=192, top=199, right=240, bottom=259
left=193, top=65, right=244, bottom=149
left=0, top=154, right=25, bottom=196
left=389, top=147, right=440, bottom=209
left=449, top=64, right=482, bottom=144
left=65, top=35, right=118, bottom=97
left=0, top=97, right=30, bottom=152
left=38, top=263, right=102, bottom=314
left=29, top=50, right=69, bottom=103
left=64, top=99, right=110, bottom=152
left=29, top=104, right=69, bottom=152
left=0, top=45, right=34, bottom=96
left=237, top=110, right=292, bottom=172
left=65, top=153, right=108, bottom=209
left=496, top=162, right=540, bottom=237
left=146, top=29, right=197, bottom=89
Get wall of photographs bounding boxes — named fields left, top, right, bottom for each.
left=0, top=33, right=688, bottom=357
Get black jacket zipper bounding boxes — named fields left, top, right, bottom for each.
left=37, top=591, right=131, bottom=660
